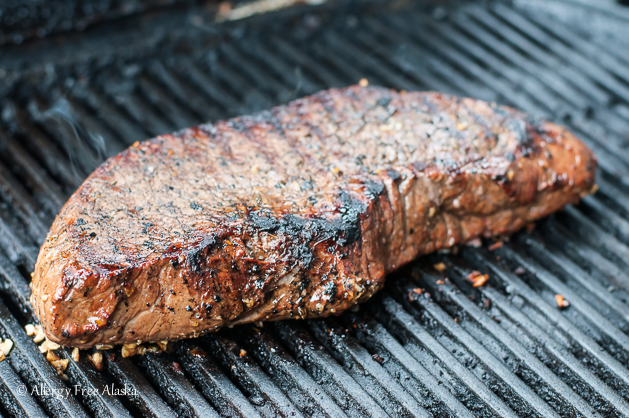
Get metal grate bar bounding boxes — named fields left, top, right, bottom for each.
left=311, top=40, right=385, bottom=89
left=61, top=348, right=132, bottom=418
left=498, top=244, right=629, bottom=352
left=352, top=21, right=465, bottom=94
left=518, top=233, right=629, bottom=321
left=345, top=312, right=474, bottom=418
left=418, top=16, right=575, bottom=113
left=171, top=56, right=243, bottom=117
left=482, top=285, right=629, bottom=416
left=147, top=62, right=225, bottom=125
left=321, top=30, right=419, bottom=90
left=0, top=360, right=47, bottom=418
left=464, top=248, right=629, bottom=383
left=442, top=260, right=627, bottom=416
left=206, top=335, right=305, bottom=418
left=396, top=281, right=560, bottom=418
left=579, top=197, right=629, bottom=244
left=100, top=83, right=175, bottom=139
left=219, top=43, right=293, bottom=102
left=491, top=4, right=629, bottom=103
left=273, top=322, right=389, bottom=418
left=1, top=104, right=80, bottom=192
left=239, top=38, right=323, bottom=96
left=136, top=75, right=198, bottom=130
left=0, top=161, right=48, bottom=244
left=309, top=319, right=431, bottom=418
left=175, top=340, right=264, bottom=418
left=106, top=358, right=177, bottom=418
left=198, top=53, right=275, bottom=112
left=464, top=7, right=610, bottom=105
left=380, top=14, right=540, bottom=113
left=542, top=222, right=629, bottom=294
left=236, top=326, right=349, bottom=418
left=267, top=35, right=346, bottom=89
left=0, top=301, right=89, bottom=417
left=378, top=296, right=518, bottom=418
left=0, top=216, right=36, bottom=272
left=137, top=354, right=219, bottom=418
left=0, top=130, right=65, bottom=214
left=425, top=278, right=599, bottom=417
left=69, top=84, right=148, bottom=146
left=561, top=206, right=629, bottom=267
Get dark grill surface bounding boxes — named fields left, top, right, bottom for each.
left=1, top=0, right=629, bottom=416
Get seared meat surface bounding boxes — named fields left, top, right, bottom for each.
left=31, top=86, right=596, bottom=348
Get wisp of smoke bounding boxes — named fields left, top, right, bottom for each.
left=37, top=99, right=106, bottom=180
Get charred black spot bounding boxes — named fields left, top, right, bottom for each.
left=61, top=330, right=71, bottom=338
left=336, top=190, right=365, bottom=245
left=294, top=244, right=313, bottom=269
left=376, top=97, right=392, bottom=107
left=214, top=295, right=222, bottom=302
left=525, top=115, right=545, bottom=133
left=386, top=169, right=401, bottom=182
left=187, top=236, right=217, bottom=273
left=248, top=193, right=366, bottom=268
left=249, top=213, right=282, bottom=233
left=363, top=179, right=386, bottom=199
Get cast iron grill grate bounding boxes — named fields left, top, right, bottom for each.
left=0, top=0, right=629, bottom=416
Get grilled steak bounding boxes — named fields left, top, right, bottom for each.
left=31, top=86, right=596, bottom=348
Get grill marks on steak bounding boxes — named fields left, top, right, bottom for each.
left=30, top=86, right=597, bottom=347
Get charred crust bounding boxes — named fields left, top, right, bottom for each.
left=248, top=199, right=366, bottom=249
left=386, top=169, right=401, bottom=182
left=187, top=236, right=218, bottom=273
left=376, top=97, right=392, bottom=108
left=361, top=179, right=385, bottom=199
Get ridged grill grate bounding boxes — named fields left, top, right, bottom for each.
left=0, top=0, right=629, bottom=416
